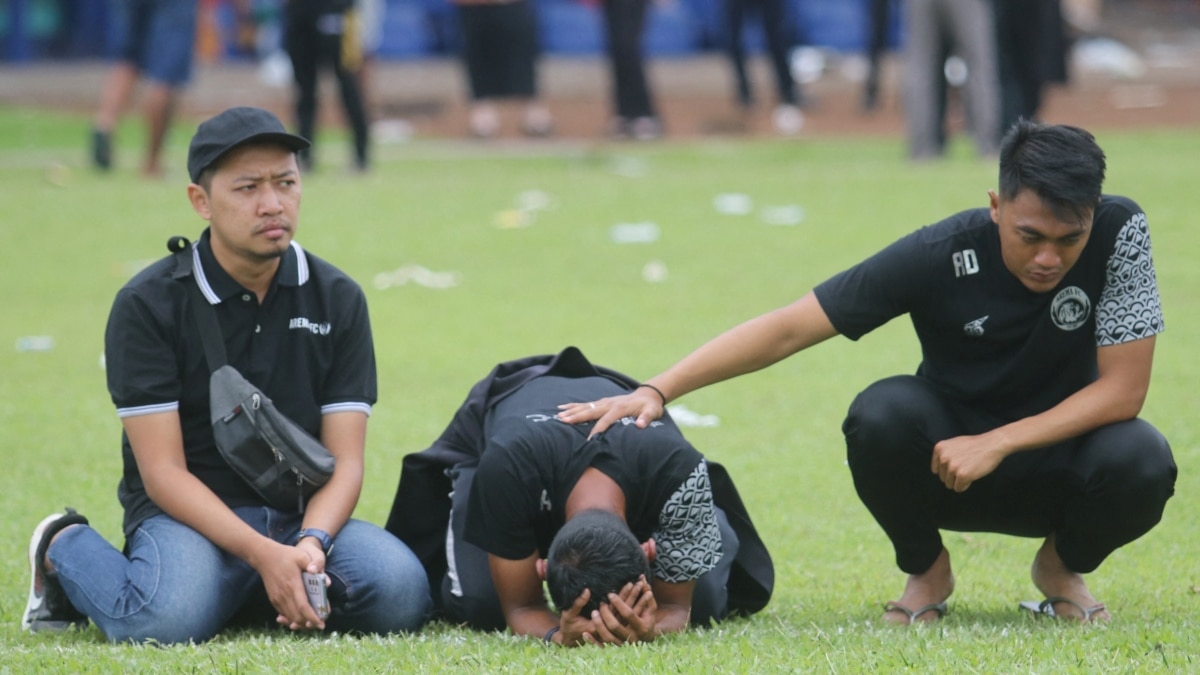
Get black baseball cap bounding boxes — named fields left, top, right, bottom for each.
left=187, top=107, right=310, bottom=183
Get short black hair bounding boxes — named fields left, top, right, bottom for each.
left=545, top=509, right=650, bottom=615
left=197, top=167, right=215, bottom=194
left=998, top=119, right=1106, bottom=225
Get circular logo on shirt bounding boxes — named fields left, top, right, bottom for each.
left=1050, top=286, right=1091, bottom=331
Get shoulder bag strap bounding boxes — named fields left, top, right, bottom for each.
left=169, top=236, right=228, bottom=372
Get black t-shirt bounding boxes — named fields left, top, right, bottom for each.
left=105, top=230, right=376, bottom=537
left=814, top=195, right=1164, bottom=418
left=465, top=375, right=722, bottom=583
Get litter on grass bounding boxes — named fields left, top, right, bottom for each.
left=609, top=156, right=649, bottom=178
left=44, top=162, right=70, bottom=187
left=494, top=190, right=555, bottom=229
left=713, top=193, right=754, bottom=215
left=515, top=189, right=554, bottom=212
left=642, top=260, right=668, bottom=283
left=666, top=403, right=720, bottom=428
left=374, top=265, right=461, bottom=290
left=494, top=209, right=533, bottom=229
left=759, top=205, right=805, bottom=226
left=15, top=336, right=55, bottom=352
left=610, top=222, right=660, bottom=244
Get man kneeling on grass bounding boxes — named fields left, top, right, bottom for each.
left=385, top=347, right=773, bottom=645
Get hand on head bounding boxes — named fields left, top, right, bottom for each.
left=581, top=576, right=657, bottom=646
left=556, top=588, right=597, bottom=646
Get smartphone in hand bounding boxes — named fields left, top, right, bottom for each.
left=302, top=571, right=330, bottom=620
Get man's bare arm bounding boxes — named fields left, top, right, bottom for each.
left=932, top=335, right=1156, bottom=491
left=558, top=291, right=839, bottom=435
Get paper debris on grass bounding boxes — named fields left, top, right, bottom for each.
left=516, top=189, right=554, bottom=212
left=642, top=259, right=668, bottom=283
left=374, top=265, right=461, bottom=290
left=666, top=403, right=720, bottom=428
left=610, top=222, right=660, bottom=244
left=494, top=190, right=555, bottom=229
left=15, top=336, right=55, bottom=352
left=713, top=193, right=754, bottom=215
left=759, top=205, right=805, bottom=226
left=609, top=156, right=649, bottom=178
left=45, top=162, right=70, bottom=187
left=494, top=209, right=533, bottom=229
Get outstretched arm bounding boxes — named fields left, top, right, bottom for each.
left=932, top=335, right=1156, bottom=491
left=558, top=291, right=839, bottom=435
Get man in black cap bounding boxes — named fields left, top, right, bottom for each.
left=23, top=106, right=431, bottom=644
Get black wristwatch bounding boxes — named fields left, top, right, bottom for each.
left=296, top=528, right=334, bottom=555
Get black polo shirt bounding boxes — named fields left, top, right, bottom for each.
left=814, top=194, right=1164, bottom=419
left=105, top=229, right=376, bottom=537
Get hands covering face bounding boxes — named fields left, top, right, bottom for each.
left=555, top=576, right=656, bottom=646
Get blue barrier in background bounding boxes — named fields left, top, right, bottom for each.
left=2, top=0, right=115, bottom=61
left=1, top=0, right=895, bottom=62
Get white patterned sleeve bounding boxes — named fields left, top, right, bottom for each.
left=651, top=461, right=723, bottom=583
left=1095, top=211, right=1165, bottom=346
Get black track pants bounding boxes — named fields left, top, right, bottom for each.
left=844, top=375, right=1176, bottom=575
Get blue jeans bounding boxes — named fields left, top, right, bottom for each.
left=49, top=507, right=432, bottom=644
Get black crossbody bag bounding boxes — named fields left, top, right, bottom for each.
left=172, top=236, right=335, bottom=512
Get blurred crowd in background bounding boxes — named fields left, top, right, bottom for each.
left=1, top=0, right=1194, bottom=174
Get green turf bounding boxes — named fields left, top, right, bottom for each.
left=1, top=108, right=1197, bottom=672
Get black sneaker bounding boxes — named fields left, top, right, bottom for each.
left=91, top=129, right=112, bottom=170
left=22, top=508, right=90, bottom=633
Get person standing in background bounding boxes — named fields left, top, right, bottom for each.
left=902, top=0, right=1000, bottom=160
left=994, top=0, right=1069, bottom=133
left=723, top=0, right=804, bottom=135
left=283, top=0, right=371, bottom=172
left=601, top=0, right=662, bottom=140
left=453, top=0, right=553, bottom=139
left=90, top=0, right=199, bottom=178
left=355, top=0, right=384, bottom=117
left=862, top=0, right=891, bottom=112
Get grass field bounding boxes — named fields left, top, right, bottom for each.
left=1, top=108, right=1197, bottom=672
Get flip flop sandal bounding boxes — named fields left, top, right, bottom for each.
left=1019, top=596, right=1107, bottom=622
left=882, top=601, right=948, bottom=624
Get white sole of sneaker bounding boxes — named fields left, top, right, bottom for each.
left=22, top=512, right=64, bottom=631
